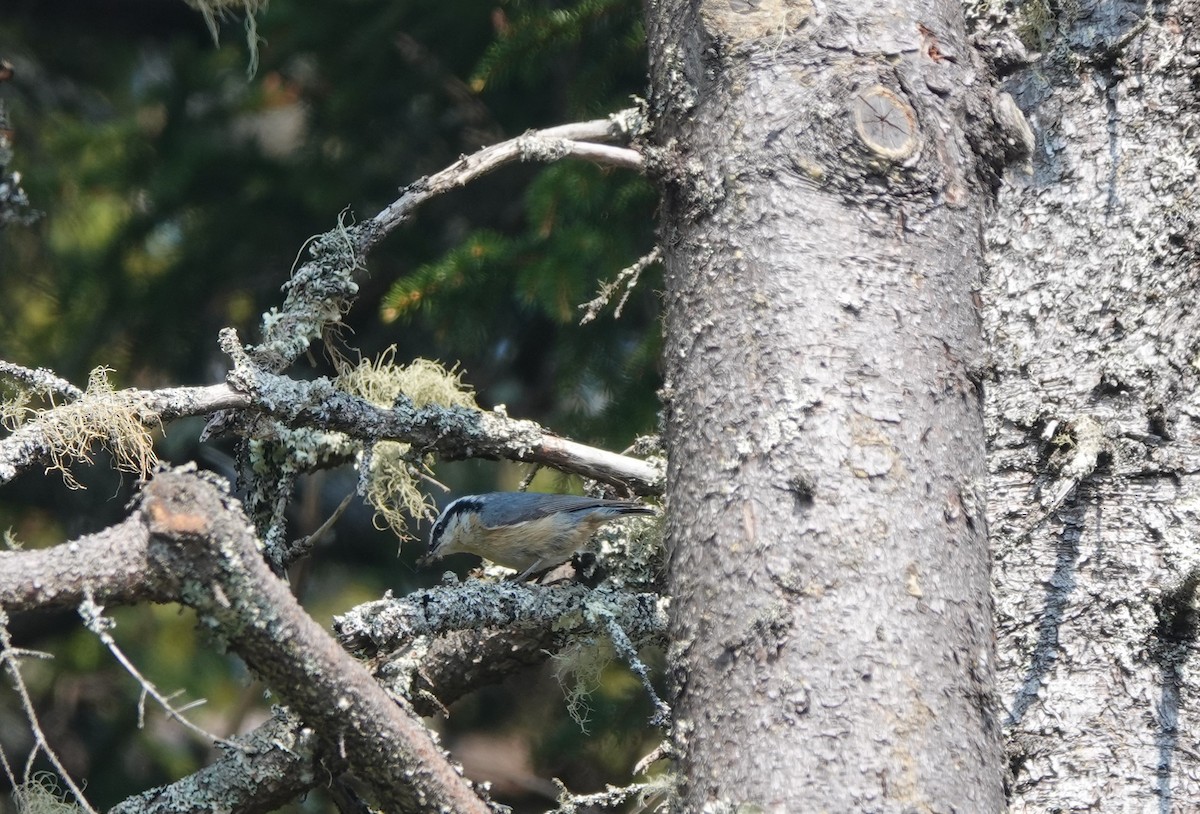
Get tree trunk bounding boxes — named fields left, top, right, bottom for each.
left=646, top=1, right=1006, bottom=808
left=981, top=3, right=1200, bottom=809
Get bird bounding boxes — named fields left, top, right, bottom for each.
left=422, top=491, right=654, bottom=580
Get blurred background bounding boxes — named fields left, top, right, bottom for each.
left=0, top=0, right=663, bottom=810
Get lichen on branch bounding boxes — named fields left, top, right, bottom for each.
left=2, top=366, right=159, bottom=489
left=334, top=350, right=477, bottom=539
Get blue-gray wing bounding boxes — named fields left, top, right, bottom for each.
left=475, top=492, right=651, bottom=529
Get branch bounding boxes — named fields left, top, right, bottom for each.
left=107, top=708, right=332, bottom=814
left=0, top=368, right=662, bottom=493
left=358, top=111, right=646, bottom=252
left=1, top=468, right=492, bottom=813
left=343, top=582, right=670, bottom=731
left=0, top=616, right=99, bottom=814
left=0, top=361, right=83, bottom=402
left=404, top=626, right=569, bottom=716
left=79, top=596, right=233, bottom=749
left=0, top=381, right=247, bottom=486
left=108, top=611, right=654, bottom=813
left=1, top=468, right=663, bottom=810
left=580, top=246, right=662, bottom=324
left=335, top=582, right=667, bottom=657
left=221, top=330, right=661, bottom=492
left=247, top=109, right=645, bottom=374
left=0, top=513, right=172, bottom=611
left=106, top=588, right=661, bottom=812
left=138, top=467, right=492, bottom=813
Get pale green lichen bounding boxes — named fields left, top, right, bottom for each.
left=593, top=512, right=663, bottom=589
left=552, top=636, right=616, bottom=732
left=335, top=351, right=476, bottom=541
left=0, top=384, right=31, bottom=431
left=5, top=367, right=159, bottom=489
left=11, top=773, right=85, bottom=814
left=185, top=0, right=268, bottom=78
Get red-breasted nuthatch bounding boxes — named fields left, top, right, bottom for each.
left=422, top=491, right=654, bottom=579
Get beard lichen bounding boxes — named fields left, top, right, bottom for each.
left=185, top=0, right=269, bottom=78
left=552, top=636, right=617, bottom=733
left=335, top=351, right=476, bottom=542
left=1, top=367, right=159, bottom=489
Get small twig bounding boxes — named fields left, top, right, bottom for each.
left=580, top=247, right=661, bottom=324
left=593, top=607, right=670, bottom=727
left=278, top=490, right=356, bottom=565
left=0, top=730, right=15, bottom=789
left=633, top=740, right=674, bottom=776
left=0, top=361, right=84, bottom=402
left=517, top=466, right=542, bottom=491
left=78, top=594, right=237, bottom=749
left=0, top=611, right=100, bottom=814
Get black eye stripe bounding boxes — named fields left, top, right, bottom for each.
left=430, top=496, right=485, bottom=545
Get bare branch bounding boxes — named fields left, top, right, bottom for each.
left=0, top=361, right=83, bottom=401
left=78, top=595, right=235, bottom=749
left=0, top=614, right=100, bottom=814
left=591, top=603, right=670, bottom=726
left=359, top=110, right=645, bottom=253
left=0, top=513, right=171, bottom=611
left=549, top=777, right=672, bottom=814
left=580, top=247, right=662, bottom=325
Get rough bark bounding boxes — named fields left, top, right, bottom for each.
left=139, top=469, right=491, bottom=814
left=980, top=2, right=1200, bottom=809
left=645, top=0, right=1006, bottom=809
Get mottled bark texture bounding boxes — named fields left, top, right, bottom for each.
left=645, top=1, right=1006, bottom=809
left=980, top=2, right=1200, bottom=809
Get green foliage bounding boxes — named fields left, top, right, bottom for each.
left=385, top=164, right=656, bottom=325
left=383, top=161, right=661, bottom=443
left=473, top=0, right=647, bottom=116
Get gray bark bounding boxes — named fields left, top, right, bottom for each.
left=645, top=0, right=1006, bottom=809
left=979, top=2, right=1200, bottom=809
